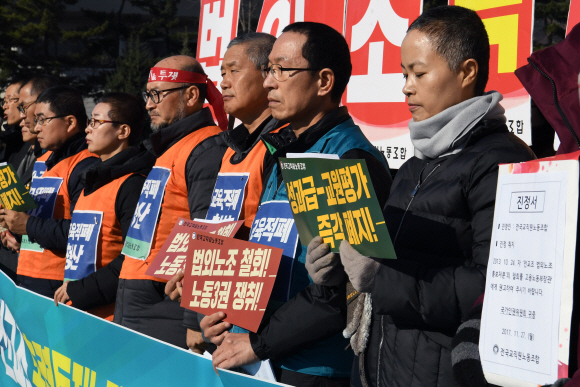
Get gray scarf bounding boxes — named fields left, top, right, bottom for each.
left=409, top=91, right=506, bottom=160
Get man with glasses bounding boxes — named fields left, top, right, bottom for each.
left=208, top=22, right=392, bottom=386
left=0, top=85, right=98, bottom=297
left=114, top=55, right=227, bottom=348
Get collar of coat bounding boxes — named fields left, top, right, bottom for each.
left=220, top=115, right=283, bottom=164
left=81, top=145, right=156, bottom=196
left=260, top=106, right=350, bottom=159
left=45, top=132, right=89, bottom=171
left=144, top=107, right=216, bottom=157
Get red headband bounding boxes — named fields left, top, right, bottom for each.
left=148, top=67, right=228, bottom=131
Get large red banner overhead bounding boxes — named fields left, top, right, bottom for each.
left=450, top=0, right=535, bottom=146
left=197, top=0, right=241, bottom=82
left=342, top=0, right=422, bottom=168
left=567, top=0, right=580, bottom=36
left=257, top=0, right=345, bottom=36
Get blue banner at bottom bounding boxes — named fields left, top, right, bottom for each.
left=0, top=271, right=284, bottom=387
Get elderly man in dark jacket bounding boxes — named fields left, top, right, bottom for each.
left=306, top=5, right=536, bottom=387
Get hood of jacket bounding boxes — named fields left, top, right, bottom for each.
left=220, top=115, right=282, bottom=164
left=45, top=132, right=89, bottom=170
left=515, top=23, right=580, bottom=155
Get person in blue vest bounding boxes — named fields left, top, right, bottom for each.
left=204, top=22, right=392, bottom=387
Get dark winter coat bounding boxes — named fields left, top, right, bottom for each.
left=354, top=119, right=536, bottom=387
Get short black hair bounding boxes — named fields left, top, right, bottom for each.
left=36, top=86, right=87, bottom=128
left=181, top=62, right=207, bottom=103
left=282, top=22, right=352, bottom=103
left=408, top=5, right=490, bottom=96
left=23, top=75, right=61, bottom=97
left=98, top=92, right=145, bottom=146
left=228, top=32, right=276, bottom=69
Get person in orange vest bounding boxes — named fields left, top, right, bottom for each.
left=52, top=92, right=156, bottom=321
left=164, top=32, right=285, bottom=353
left=0, top=85, right=99, bottom=297
left=114, top=55, right=228, bottom=348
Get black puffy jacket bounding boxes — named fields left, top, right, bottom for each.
left=354, top=120, right=536, bottom=387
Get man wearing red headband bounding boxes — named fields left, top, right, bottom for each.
left=114, top=55, right=228, bottom=348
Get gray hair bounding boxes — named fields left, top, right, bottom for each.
left=227, top=32, right=276, bottom=69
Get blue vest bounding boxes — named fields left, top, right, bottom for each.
left=257, top=118, right=388, bottom=377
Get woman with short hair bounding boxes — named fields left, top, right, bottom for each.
left=54, top=92, right=155, bottom=320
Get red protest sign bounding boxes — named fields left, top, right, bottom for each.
left=181, top=231, right=283, bottom=332
left=145, top=218, right=243, bottom=281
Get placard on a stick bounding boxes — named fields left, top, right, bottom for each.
left=279, top=157, right=395, bottom=259
left=145, top=218, right=243, bottom=281
left=181, top=230, right=283, bottom=332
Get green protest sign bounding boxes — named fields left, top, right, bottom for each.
left=279, top=157, right=396, bottom=259
left=0, top=164, right=37, bottom=212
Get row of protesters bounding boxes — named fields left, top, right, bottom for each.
left=0, top=76, right=61, bottom=281
left=0, top=85, right=100, bottom=297
left=301, top=6, right=536, bottom=387
left=164, top=24, right=393, bottom=386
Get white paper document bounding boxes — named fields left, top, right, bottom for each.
left=480, top=171, right=569, bottom=386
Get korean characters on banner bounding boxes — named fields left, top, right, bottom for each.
left=567, top=0, right=580, bottom=36
left=257, top=0, right=345, bottom=36
left=65, top=211, right=103, bottom=282
left=278, top=157, right=396, bottom=259
left=196, top=0, right=241, bottom=81
left=181, top=230, right=283, bottom=332
left=342, top=0, right=422, bottom=169
left=450, top=0, right=535, bottom=145
left=145, top=217, right=244, bottom=281
left=206, top=173, right=249, bottom=222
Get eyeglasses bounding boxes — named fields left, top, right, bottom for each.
left=17, top=100, right=36, bottom=114
left=2, top=97, right=18, bottom=106
left=142, top=85, right=190, bottom=104
left=87, top=118, right=122, bottom=128
left=261, top=64, right=318, bottom=82
left=34, top=115, right=66, bottom=126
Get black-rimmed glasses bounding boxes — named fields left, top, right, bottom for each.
left=34, top=115, right=67, bottom=126
left=142, top=85, right=190, bottom=104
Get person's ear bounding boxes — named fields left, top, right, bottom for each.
left=460, top=59, right=478, bottom=92
left=317, top=68, right=335, bottom=99
left=185, top=85, right=201, bottom=107
left=118, top=124, right=131, bottom=141
left=65, top=115, right=78, bottom=134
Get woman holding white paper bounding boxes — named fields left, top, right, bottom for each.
left=305, top=5, right=536, bottom=387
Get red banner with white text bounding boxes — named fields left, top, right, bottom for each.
left=257, top=0, right=345, bottom=36
left=342, top=0, right=422, bottom=168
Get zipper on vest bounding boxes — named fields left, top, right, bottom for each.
left=392, top=163, right=441, bottom=246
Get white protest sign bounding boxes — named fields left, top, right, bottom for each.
left=480, top=157, right=580, bottom=386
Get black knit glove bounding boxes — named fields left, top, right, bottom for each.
left=452, top=297, right=492, bottom=387
left=542, top=379, right=571, bottom=387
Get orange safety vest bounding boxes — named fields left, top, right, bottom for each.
left=120, top=126, right=221, bottom=281
left=64, top=173, right=134, bottom=320
left=18, top=149, right=96, bottom=281
left=211, top=126, right=284, bottom=239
